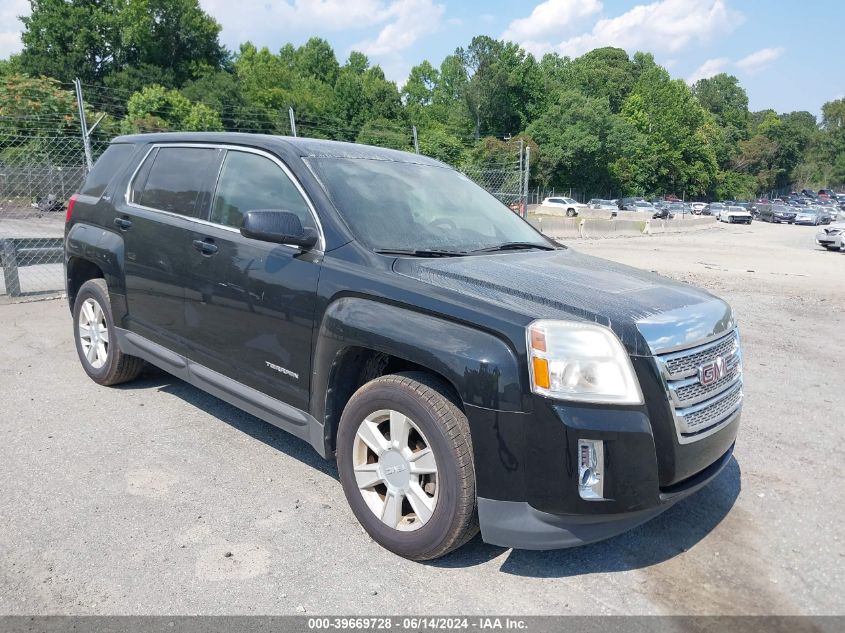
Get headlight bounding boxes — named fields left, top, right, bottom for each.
left=526, top=320, right=644, bottom=405
left=829, top=229, right=843, bottom=236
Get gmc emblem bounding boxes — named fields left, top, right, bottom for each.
left=698, top=356, right=727, bottom=387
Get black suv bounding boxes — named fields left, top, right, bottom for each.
left=65, top=133, right=742, bottom=560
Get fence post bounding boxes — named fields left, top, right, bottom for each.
left=522, top=146, right=530, bottom=218
left=1, top=240, right=22, bottom=297
left=74, top=78, right=94, bottom=172
left=289, top=107, right=297, bottom=137
left=412, top=126, right=419, bottom=154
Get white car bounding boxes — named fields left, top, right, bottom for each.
left=541, top=197, right=586, bottom=217
left=719, top=206, right=753, bottom=224
left=816, top=223, right=845, bottom=251
left=690, top=202, right=707, bottom=214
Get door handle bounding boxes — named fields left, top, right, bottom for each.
left=192, top=239, right=218, bottom=255
left=114, top=217, right=132, bottom=230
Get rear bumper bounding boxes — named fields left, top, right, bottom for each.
left=478, top=443, right=733, bottom=549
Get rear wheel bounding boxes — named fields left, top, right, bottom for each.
left=336, top=373, right=478, bottom=560
left=73, top=279, right=145, bottom=386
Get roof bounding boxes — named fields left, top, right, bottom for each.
left=110, top=132, right=446, bottom=167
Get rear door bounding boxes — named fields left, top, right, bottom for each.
left=117, top=145, right=223, bottom=351
left=183, top=148, right=322, bottom=411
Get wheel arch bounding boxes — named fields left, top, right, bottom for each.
left=65, top=223, right=127, bottom=319
left=312, top=297, right=525, bottom=456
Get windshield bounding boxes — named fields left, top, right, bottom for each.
left=306, top=157, right=551, bottom=252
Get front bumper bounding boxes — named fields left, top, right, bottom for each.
left=465, top=388, right=740, bottom=549
left=478, top=444, right=733, bottom=549
left=816, top=231, right=843, bottom=248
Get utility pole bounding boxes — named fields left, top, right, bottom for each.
left=289, top=107, right=297, bottom=137
left=412, top=126, right=419, bottom=154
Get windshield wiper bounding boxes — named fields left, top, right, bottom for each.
left=374, top=248, right=468, bottom=258
left=469, top=242, right=558, bottom=254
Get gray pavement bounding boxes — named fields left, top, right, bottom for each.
left=0, top=221, right=843, bottom=615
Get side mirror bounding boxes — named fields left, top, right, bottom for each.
left=240, top=210, right=319, bottom=249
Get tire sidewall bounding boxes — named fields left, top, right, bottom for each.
left=337, top=382, right=466, bottom=558
left=73, top=281, right=119, bottom=383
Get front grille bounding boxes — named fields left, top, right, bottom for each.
left=656, top=330, right=743, bottom=443
left=661, top=331, right=739, bottom=379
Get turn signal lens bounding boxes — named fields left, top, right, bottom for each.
left=532, top=357, right=550, bottom=389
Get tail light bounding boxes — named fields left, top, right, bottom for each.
left=66, top=194, right=78, bottom=223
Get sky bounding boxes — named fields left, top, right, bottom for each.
left=1, top=0, right=843, bottom=115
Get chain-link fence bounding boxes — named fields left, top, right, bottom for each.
left=0, top=133, right=107, bottom=299
left=1, top=81, right=529, bottom=300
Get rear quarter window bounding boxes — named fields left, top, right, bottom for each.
left=80, top=144, right=136, bottom=198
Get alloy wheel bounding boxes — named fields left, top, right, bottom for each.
left=78, top=297, right=109, bottom=369
left=352, top=409, right=439, bottom=532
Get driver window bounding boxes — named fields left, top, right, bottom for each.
left=211, top=151, right=314, bottom=230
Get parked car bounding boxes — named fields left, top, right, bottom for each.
left=623, top=200, right=656, bottom=213
left=588, top=198, right=619, bottom=211
left=719, top=206, right=753, bottom=224
left=801, top=189, right=817, bottom=198
left=795, top=208, right=830, bottom=226
left=816, top=223, right=845, bottom=251
left=690, top=202, right=707, bottom=214
left=817, top=189, right=837, bottom=200
left=541, top=196, right=584, bottom=217
left=64, top=132, right=743, bottom=559
left=758, top=203, right=797, bottom=223
left=702, top=202, right=725, bottom=217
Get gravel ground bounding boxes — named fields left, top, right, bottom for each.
left=0, top=221, right=843, bottom=615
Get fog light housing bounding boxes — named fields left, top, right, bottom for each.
left=578, top=439, right=604, bottom=500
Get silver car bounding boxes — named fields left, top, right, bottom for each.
left=795, top=208, right=828, bottom=226
left=816, top=223, right=845, bottom=251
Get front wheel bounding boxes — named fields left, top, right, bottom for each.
left=336, top=373, right=478, bottom=560
left=566, top=208, right=577, bottom=218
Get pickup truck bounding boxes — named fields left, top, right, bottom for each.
left=65, top=133, right=742, bottom=560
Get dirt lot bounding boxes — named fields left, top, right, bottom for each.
left=0, top=221, right=843, bottom=615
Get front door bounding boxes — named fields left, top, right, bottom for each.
left=184, top=149, right=322, bottom=412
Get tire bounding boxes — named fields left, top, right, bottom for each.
left=566, top=208, right=577, bottom=218
left=336, top=372, right=478, bottom=560
left=73, top=279, right=145, bottom=386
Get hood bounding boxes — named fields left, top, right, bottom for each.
left=393, top=248, right=734, bottom=356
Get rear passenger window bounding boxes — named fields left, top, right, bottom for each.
left=210, top=151, right=314, bottom=230
left=81, top=144, right=136, bottom=197
left=135, top=147, right=219, bottom=216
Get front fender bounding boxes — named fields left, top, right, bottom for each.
left=312, top=297, right=525, bottom=421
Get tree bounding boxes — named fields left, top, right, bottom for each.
left=18, top=0, right=122, bottom=83
left=557, top=47, right=640, bottom=113
left=295, top=37, right=339, bottom=84
left=526, top=91, right=620, bottom=195
left=122, top=84, right=222, bottom=132
left=614, top=65, right=718, bottom=196
left=17, top=0, right=226, bottom=86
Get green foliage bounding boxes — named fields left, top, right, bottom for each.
left=17, top=0, right=225, bottom=86
left=4, top=16, right=841, bottom=193
left=355, top=118, right=412, bottom=151
left=123, top=84, right=223, bottom=132
left=615, top=66, right=718, bottom=196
